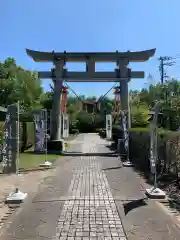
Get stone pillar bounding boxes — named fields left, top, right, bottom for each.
left=116, top=59, right=131, bottom=128
left=51, top=61, right=64, bottom=140
left=120, top=80, right=129, bottom=112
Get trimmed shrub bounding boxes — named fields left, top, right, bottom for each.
left=128, top=128, right=180, bottom=176
left=0, top=120, right=34, bottom=153
left=20, top=122, right=34, bottom=152
left=111, top=125, right=180, bottom=177
left=70, top=128, right=79, bottom=134
left=112, top=125, right=123, bottom=143
left=0, top=122, right=3, bottom=145
left=26, top=122, right=35, bottom=149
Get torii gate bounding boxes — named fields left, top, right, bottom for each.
left=26, top=49, right=156, bottom=144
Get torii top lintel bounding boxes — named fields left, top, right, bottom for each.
left=26, top=49, right=156, bottom=63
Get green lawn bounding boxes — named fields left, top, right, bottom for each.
left=19, top=151, right=61, bottom=169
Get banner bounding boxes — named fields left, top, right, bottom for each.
left=106, top=114, right=112, bottom=139
left=149, top=102, right=160, bottom=174
left=120, top=111, right=129, bottom=152
left=1, top=104, right=18, bottom=173
left=33, top=109, right=47, bottom=153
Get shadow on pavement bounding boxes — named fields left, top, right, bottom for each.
left=21, top=151, right=61, bottom=155
left=123, top=198, right=148, bottom=215
left=62, top=152, right=117, bottom=157
left=102, top=166, right=122, bottom=171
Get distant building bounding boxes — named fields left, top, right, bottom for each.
left=80, top=101, right=100, bottom=113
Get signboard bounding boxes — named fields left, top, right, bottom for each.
left=33, top=109, right=47, bottom=153
left=149, top=103, right=160, bottom=174
left=1, top=104, right=18, bottom=173
left=62, top=114, right=69, bottom=138
left=106, top=114, right=112, bottom=139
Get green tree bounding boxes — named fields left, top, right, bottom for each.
left=131, top=102, right=150, bottom=127
left=0, top=58, right=43, bottom=112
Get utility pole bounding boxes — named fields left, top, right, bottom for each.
left=158, top=56, right=175, bottom=84
left=147, top=74, right=155, bottom=87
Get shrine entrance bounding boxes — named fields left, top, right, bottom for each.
left=26, top=49, right=156, bottom=151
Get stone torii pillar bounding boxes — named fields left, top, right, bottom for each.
left=116, top=59, right=131, bottom=128
left=51, top=60, right=64, bottom=140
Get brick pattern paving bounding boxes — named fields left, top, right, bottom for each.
left=55, top=144, right=127, bottom=240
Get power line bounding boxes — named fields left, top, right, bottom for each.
left=170, top=53, right=180, bottom=59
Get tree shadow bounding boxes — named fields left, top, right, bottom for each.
left=102, top=166, right=122, bottom=171
left=21, top=150, right=61, bottom=156
left=123, top=198, right=148, bottom=215
left=61, top=152, right=117, bottom=157
left=106, top=142, right=117, bottom=151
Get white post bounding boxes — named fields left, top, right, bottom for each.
left=66, top=115, right=69, bottom=138
left=45, top=109, right=47, bottom=163
left=39, top=109, right=52, bottom=167
left=106, top=114, right=112, bottom=140
left=62, top=114, right=69, bottom=138
left=16, top=101, right=20, bottom=175
left=62, top=113, right=65, bottom=138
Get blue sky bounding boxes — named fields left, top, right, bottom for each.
left=1, top=0, right=180, bottom=98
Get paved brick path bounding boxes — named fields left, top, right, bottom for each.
left=2, top=133, right=180, bottom=239
left=56, top=140, right=127, bottom=239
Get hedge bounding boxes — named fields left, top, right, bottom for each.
left=110, top=125, right=180, bottom=178
left=0, top=121, right=34, bottom=153
left=20, top=122, right=34, bottom=152
left=0, top=122, right=3, bottom=144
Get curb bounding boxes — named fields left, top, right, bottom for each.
left=18, top=166, right=55, bottom=173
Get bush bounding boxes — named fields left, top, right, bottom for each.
left=112, top=125, right=123, bottom=143
left=131, top=103, right=150, bottom=127
left=20, top=122, right=34, bottom=152
left=110, top=125, right=180, bottom=176
left=75, top=111, right=105, bottom=133
left=0, top=120, right=34, bottom=153
left=129, top=129, right=150, bottom=172
left=96, top=128, right=105, bottom=134
left=70, top=128, right=79, bottom=134
left=99, top=129, right=106, bottom=138
left=26, top=122, right=35, bottom=149
left=0, top=122, right=3, bottom=145
left=128, top=127, right=180, bottom=177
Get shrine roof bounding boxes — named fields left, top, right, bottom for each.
left=26, top=49, right=156, bottom=63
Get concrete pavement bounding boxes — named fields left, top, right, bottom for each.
left=1, top=133, right=180, bottom=239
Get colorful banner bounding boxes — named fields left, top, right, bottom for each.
left=1, top=103, right=18, bottom=173
left=33, top=109, right=47, bottom=153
